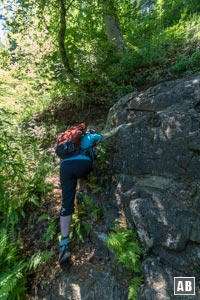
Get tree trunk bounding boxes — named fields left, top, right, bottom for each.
left=58, top=0, right=79, bottom=83
left=101, top=0, right=126, bottom=52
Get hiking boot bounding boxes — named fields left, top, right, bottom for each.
left=77, top=191, right=84, bottom=204
left=59, top=237, right=71, bottom=263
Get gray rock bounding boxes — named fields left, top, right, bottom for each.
left=106, top=74, right=200, bottom=299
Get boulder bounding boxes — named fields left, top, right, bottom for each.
left=106, top=74, right=200, bottom=299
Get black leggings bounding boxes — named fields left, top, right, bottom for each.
left=60, top=159, right=92, bottom=216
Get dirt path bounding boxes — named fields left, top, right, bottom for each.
left=25, top=174, right=128, bottom=300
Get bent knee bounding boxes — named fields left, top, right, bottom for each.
left=60, top=206, right=74, bottom=216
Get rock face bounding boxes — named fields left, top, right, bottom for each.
left=105, top=74, right=200, bottom=299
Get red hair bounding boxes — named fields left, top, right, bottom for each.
left=77, top=123, right=87, bottom=131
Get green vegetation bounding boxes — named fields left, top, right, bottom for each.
left=0, top=108, right=54, bottom=299
left=106, top=225, right=143, bottom=300
left=1, top=0, right=200, bottom=102
left=38, top=214, right=58, bottom=246
left=70, top=195, right=102, bottom=244
left=1, top=0, right=200, bottom=298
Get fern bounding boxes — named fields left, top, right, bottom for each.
left=0, top=108, right=54, bottom=300
left=0, top=262, right=26, bottom=300
left=106, top=225, right=143, bottom=299
left=27, top=251, right=53, bottom=272
left=38, top=214, right=58, bottom=245
left=43, top=221, right=57, bottom=246
left=0, top=232, right=27, bottom=300
left=38, top=213, right=51, bottom=221
left=128, top=276, right=143, bottom=300
left=70, top=214, right=84, bottom=243
left=70, top=194, right=102, bottom=244
left=0, top=228, right=7, bottom=256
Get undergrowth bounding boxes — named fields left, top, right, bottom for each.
left=106, top=224, right=143, bottom=300
left=0, top=108, right=54, bottom=300
left=70, top=194, right=102, bottom=244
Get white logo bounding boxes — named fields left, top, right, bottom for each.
left=174, top=277, right=195, bottom=295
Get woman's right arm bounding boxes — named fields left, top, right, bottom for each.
left=102, top=124, right=123, bottom=139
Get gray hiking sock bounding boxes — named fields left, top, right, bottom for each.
left=60, top=215, right=72, bottom=238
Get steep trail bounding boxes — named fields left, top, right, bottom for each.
left=23, top=102, right=129, bottom=299
left=25, top=174, right=128, bottom=300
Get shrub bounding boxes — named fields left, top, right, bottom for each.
left=0, top=108, right=54, bottom=299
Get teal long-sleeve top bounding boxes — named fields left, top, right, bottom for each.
left=80, top=132, right=103, bottom=149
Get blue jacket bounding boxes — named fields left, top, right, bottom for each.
left=80, top=132, right=103, bottom=149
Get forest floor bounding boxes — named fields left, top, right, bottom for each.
left=24, top=102, right=128, bottom=299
